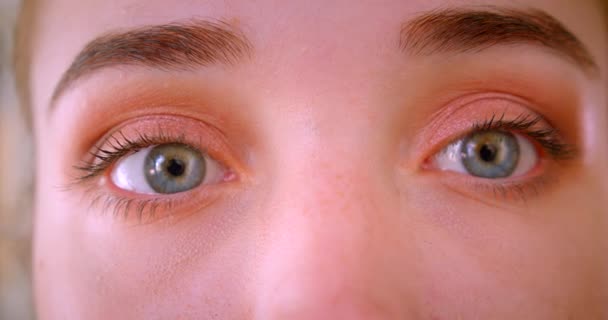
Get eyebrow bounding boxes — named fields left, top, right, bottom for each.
left=400, top=7, right=598, bottom=73
left=50, top=19, right=252, bottom=107
left=51, top=8, right=598, bottom=110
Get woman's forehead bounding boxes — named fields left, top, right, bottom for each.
left=29, top=0, right=606, bottom=117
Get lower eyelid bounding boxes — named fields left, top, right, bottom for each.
left=427, top=169, right=555, bottom=207
left=82, top=176, right=237, bottom=225
left=422, top=135, right=558, bottom=207
left=411, top=95, right=573, bottom=204
left=71, top=115, right=244, bottom=223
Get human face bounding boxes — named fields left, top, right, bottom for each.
left=30, top=0, right=607, bottom=319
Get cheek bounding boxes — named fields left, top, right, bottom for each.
left=34, top=186, right=605, bottom=318
left=34, top=178, right=259, bottom=319
left=33, top=127, right=606, bottom=318
left=409, top=222, right=600, bottom=317
left=396, top=179, right=606, bottom=317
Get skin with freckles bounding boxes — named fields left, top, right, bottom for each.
left=25, top=0, right=608, bottom=319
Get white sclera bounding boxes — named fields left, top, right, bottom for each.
left=111, top=146, right=156, bottom=194
left=110, top=145, right=225, bottom=195
left=433, top=133, right=538, bottom=178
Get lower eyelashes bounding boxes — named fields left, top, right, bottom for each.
left=79, top=182, right=227, bottom=224
left=422, top=110, right=575, bottom=204
left=70, top=104, right=576, bottom=221
left=71, top=115, right=241, bottom=223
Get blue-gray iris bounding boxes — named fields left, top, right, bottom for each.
left=461, top=131, right=519, bottom=178
left=144, top=143, right=206, bottom=194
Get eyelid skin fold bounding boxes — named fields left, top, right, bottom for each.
left=68, top=91, right=577, bottom=220
left=412, top=93, right=576, bottom=164
left=411, top=93, right=576, bottom=207
left=78, top=115, right=241, bottom=178
left=69, top=115, right=246, bottom=225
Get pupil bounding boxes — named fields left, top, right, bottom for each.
left=166, top=158, right=186, bottom=177
left=479, top=144, right=497, bottom=162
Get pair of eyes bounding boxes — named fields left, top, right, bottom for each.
left=110, top=129, right=537, bottom=195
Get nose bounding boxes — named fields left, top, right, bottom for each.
left=252, top=144, right=417, bottom=319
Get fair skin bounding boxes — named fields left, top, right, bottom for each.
left=28, top=0, right=607, bottom=319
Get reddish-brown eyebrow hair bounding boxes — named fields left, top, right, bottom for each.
left=50, top=19, right=252, bottom=106
left=50, top=8, right=598, bottom=110
left=400, top=7, right=598, bottom=72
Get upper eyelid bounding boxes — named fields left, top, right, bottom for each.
left=68, top=125, right=237, bottom=222
left=74, top=117, right=240, bottom=183
left=73, top=96, right=574, bottom=174
left=474, top=114, right=575, bottom=159
left=75, top=132, right=191, bottom=182
left=422, top=114, right=570, bottom=205
left=448, top=114, right=572, bottom=159
left=410, top=92, right=575, bottom=159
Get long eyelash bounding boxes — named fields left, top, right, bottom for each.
left=473, top=174, right=555, bottom=205
left=85, top=187, right=176, bottom=222
left=75, top=127, right=188, bottom=181
left=473, top=112, right=575, bottom=159
left=70, top=128, right=192, bottom=222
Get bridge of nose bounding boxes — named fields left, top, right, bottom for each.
left=248, top=133, right=425, bottom=319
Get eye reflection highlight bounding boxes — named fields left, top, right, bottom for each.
left=461, top=131, right=520, bottom=178
left=111, top=143, right=225, bottom=194
left=144, top=143, right=206, bottom=194
left=433, top=130, right=538, bottom=179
